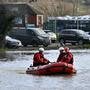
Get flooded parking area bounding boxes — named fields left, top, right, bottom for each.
left=0, top=49, right=90, bottom=90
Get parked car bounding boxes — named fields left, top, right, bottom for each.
left=59, top=29, right=90, bottom=45
left=8, top=28, right=51, bottom=47
left=5, top=36, right=23, bottom=48
left=85, top=31, right=90, bottom=35
left=44, top=30, right=57, bottom=43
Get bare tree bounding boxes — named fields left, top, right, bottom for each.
left=0, top=2, right=14, bottom=48
left=30, top=0, right=76, bottom=20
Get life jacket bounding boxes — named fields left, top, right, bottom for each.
left=57, top=53, right=66, bottom=62
left=67, top=52, right=73, bottom=64
left=57, top=52, right=73, bottom=65
left=33, top=52, right=49, bottom=66
left=61, top=52, right=73, bottom=64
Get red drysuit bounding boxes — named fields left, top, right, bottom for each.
left=33, top=52, right=50, bottom=66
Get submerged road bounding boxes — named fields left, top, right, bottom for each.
left=0, top=49, right=90, bottom=90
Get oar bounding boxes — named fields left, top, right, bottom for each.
left=60, top=41, right=65, bottom=47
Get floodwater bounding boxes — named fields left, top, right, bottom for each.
left=0, top=49, right=90, bottom=90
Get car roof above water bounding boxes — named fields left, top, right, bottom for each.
left=61, top=29, right=83, bottom=31
left=60, top=29, right=85, bottom=33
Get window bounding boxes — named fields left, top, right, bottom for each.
left=61, top=31, right=69, bottom=34
left=14, top=17, right=23, bottom=24
left=13, top=29, right=27, bottom=36
left=28, top=30, right=36, bottom=36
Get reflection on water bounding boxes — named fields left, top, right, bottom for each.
left=0, top=51, right=6, bottom=60
left=0, top=49, right=90, bottom=90
left=0, top=51, right=35, bottom=62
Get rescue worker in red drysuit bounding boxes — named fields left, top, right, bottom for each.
left=57, top=47, right=73, bottom=65
left=33, top=48, right=50, bottom=66
left=57, top=47, right=66, bottom=62
left=64, top=47, right=73, bottom=65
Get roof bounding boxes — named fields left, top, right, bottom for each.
left=0, top=3, right=42, bottom=16
left=48, top=15, right=90, bottom=21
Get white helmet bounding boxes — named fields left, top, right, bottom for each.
left=59, top=47, right=64, bottom=51
left=39, top=48, right=44, bottom=52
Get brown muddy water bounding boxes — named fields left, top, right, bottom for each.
left=0, top=49, right=90, bottom=90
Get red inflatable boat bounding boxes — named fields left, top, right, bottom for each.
left=26, top=62, right=76, bottom=75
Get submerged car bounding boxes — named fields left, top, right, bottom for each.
left=59, top=29, right=90, bottom=45
left=5, top=36, right=23, bottom=48
left=44, top=30, right=57, bottom=43
left=8, top=28, right=51, bottom=47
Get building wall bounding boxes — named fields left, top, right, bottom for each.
left=27, top=15, right=43, bottom=28
left=14, top=15, right=44, bottom=28
left=27, top=15, right=36, bottom=24
left=36, top=15, right=43, bottom=27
